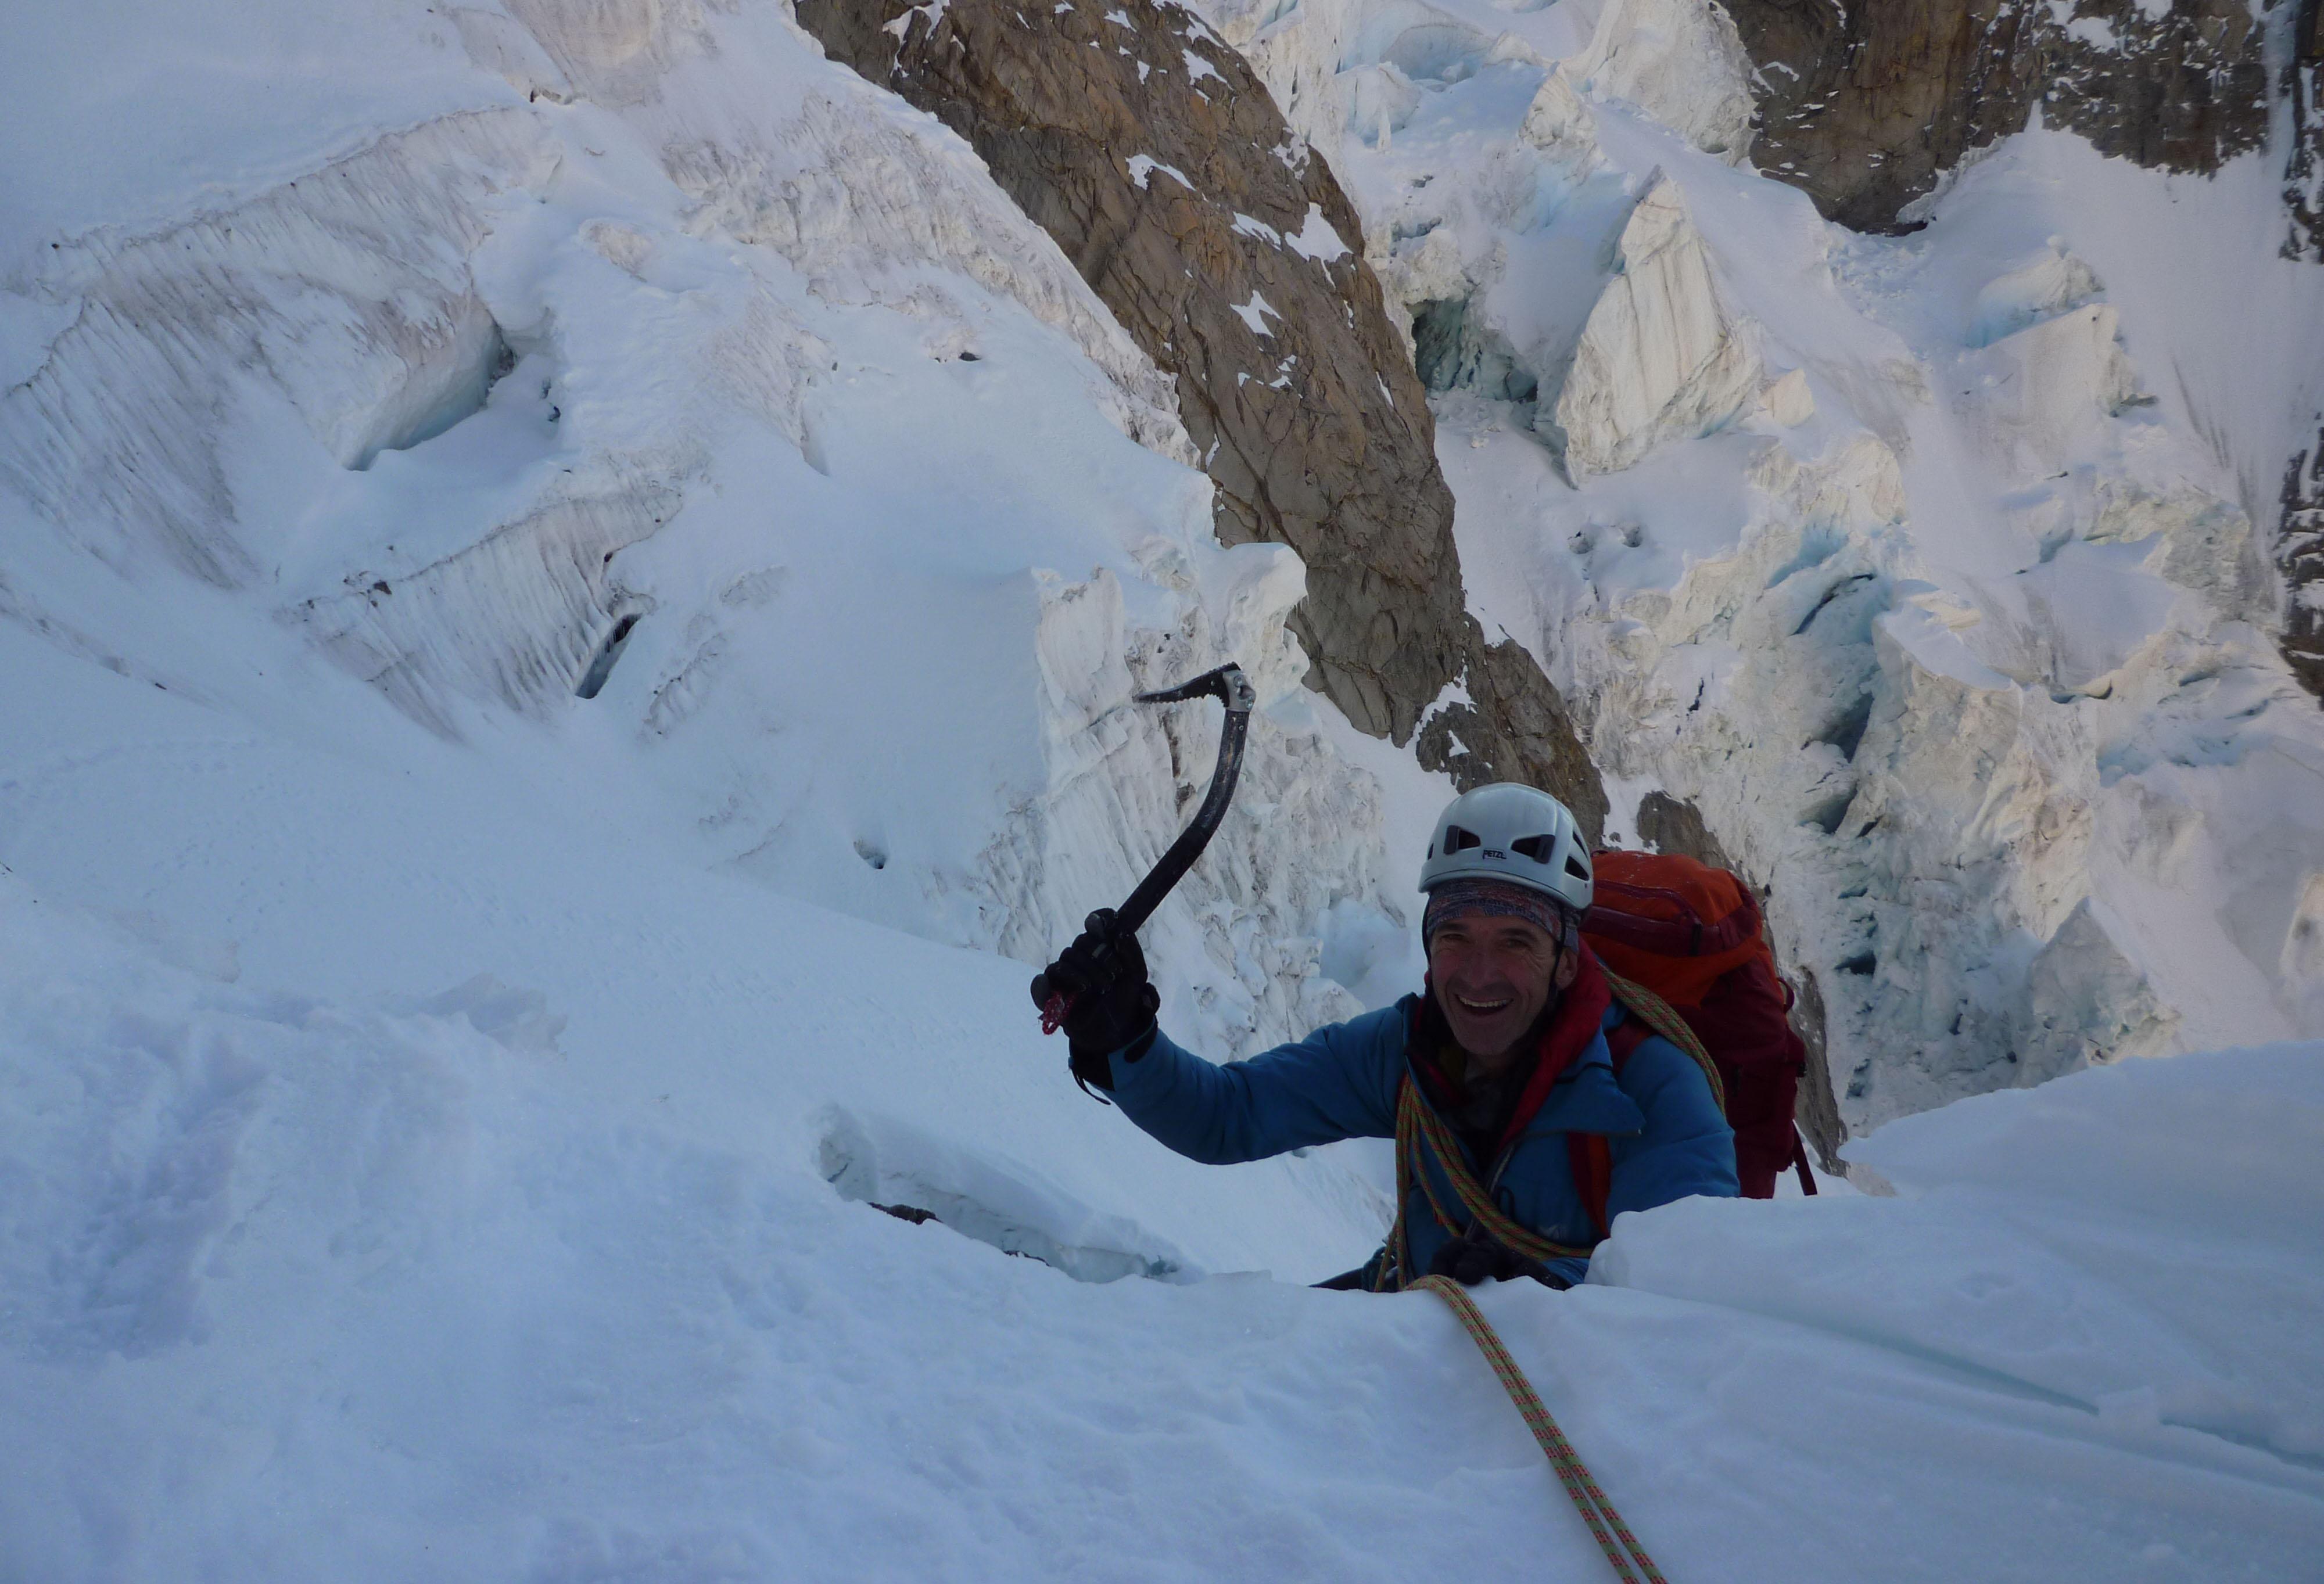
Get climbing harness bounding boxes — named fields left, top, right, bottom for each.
left=1412, top=1274, right=1669, bottom=1584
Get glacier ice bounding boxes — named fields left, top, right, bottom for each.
left=1196, top=0, right=2324, bottom=1140
left=1548, top=170, right=1762, bottom=478
left=0, top=0, right=1405, bottom=1066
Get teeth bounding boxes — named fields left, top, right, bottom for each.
left=1456, top=996, right=1510, bottom=1013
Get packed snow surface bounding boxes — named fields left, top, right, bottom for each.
left=3, top=725, right=2320, bottom=1576
left=4, top=0, right=2323, bottom=1578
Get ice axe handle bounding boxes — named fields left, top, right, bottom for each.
left=1114, top=664, right=1256, bottom=936
left=1031, top=663, right=1256, bottom=1034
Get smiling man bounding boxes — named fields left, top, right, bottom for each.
left=1038, top=783, right=1737, bottom=1290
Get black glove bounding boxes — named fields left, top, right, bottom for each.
left=1428, top=1233, right=1522, bottom=1287
left=1426, top=1231, right=1571, bottom=1289
left=1031, top=909, right=1161, bottom=1094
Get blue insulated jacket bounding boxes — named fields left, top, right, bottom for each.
left=1104, top=994, right=1738, bottom=1285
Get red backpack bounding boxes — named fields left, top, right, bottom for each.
left=1583, top=852, right=1816, bottom=1198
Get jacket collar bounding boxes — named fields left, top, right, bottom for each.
left=1408, top=944, right=1616, bottom=1157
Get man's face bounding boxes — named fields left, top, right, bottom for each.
left=1428, top=911, right=1577, bottom=1066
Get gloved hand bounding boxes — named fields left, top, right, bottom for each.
left=1031, top=909, right=1161, bottom=1093
left=1426, top=1231, right=1572, bottom=1288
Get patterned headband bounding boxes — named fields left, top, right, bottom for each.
left=1423, top=877, right=1577, bottom=948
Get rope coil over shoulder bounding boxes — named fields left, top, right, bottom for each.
left=1371, top=972, right=1724, bottom=1293
left=1599, top=969, right=1724, bottom=1112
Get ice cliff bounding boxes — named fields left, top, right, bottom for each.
left=0, top=0, right=1407, bottom=1071
left=1196, top=0, right=2324, bottom=1143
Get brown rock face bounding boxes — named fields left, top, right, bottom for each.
left=2284, top=0, right=2324, bottom=259
left=2281, top=436, right=2324, bottom=700
left=1722, top=0, right=2273, bottom=234
left=795, top=0, right=1606, bottom=835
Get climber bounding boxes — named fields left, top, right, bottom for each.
left=1036, top=783, right=1738, bottom=1291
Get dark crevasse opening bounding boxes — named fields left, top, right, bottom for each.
left=352, top=314, right=518, bottom=470
left=575, top=612, right=640, bottom=700
left=1411, top=296, right=1538, bottom=404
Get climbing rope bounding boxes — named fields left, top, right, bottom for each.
left=1388, top=1078, right=1597, bottom=1277
left=1372, top=973, right=1705, bottom=1576
left=1599, top=969, right=1726, bottom=1114
left=1412, top=1274, right=1669, bottom=1584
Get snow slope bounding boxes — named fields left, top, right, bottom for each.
left=4, top=0, right=2323, bottom=1577
left=3, top=707, right=2319, bottom=1575
left=6, top=618, right=2322, bottom=1579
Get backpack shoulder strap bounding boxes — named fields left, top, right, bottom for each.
left=1567, top=1132, right=1613, bottom=1240
left=1604, top=1018, right=1651, bottom=1071
left=1600, top=969, right=1728, bottom=1116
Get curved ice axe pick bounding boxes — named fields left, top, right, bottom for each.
left=1031, top=662, right=1257, bottom=1036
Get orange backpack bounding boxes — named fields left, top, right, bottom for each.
left=1583, top=851, right=1816, bottom=1197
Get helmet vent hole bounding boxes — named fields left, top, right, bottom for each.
left=1446, top=825, right=1483, bottom=853
left=1509, top=835, right=1554, bottom=863
left=1565, top=854, right=1590, bottom=881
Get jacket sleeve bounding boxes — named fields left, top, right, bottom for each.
left=1605, top=1036, right=1739, bottom=1217
left=1100, top=1005, right=1407, bottom=1165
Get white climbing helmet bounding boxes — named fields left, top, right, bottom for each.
left=1419, top=782, right=1593, bottom=915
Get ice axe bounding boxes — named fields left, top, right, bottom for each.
left=1031, top=662, right=1257, bottom=1036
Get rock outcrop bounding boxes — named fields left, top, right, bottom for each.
left=2283, top=432, right=2324, bottom=698
left=1721, top=0, right=2274, bottom=234
left=2284, top=0, right=2324, bottom=260
left=2284, top=4, right=2324, bottom=702
left=796, top=0, right=1606, bottom=832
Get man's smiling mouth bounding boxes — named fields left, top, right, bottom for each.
left=1452, top=993, right=1513, bottom=1015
